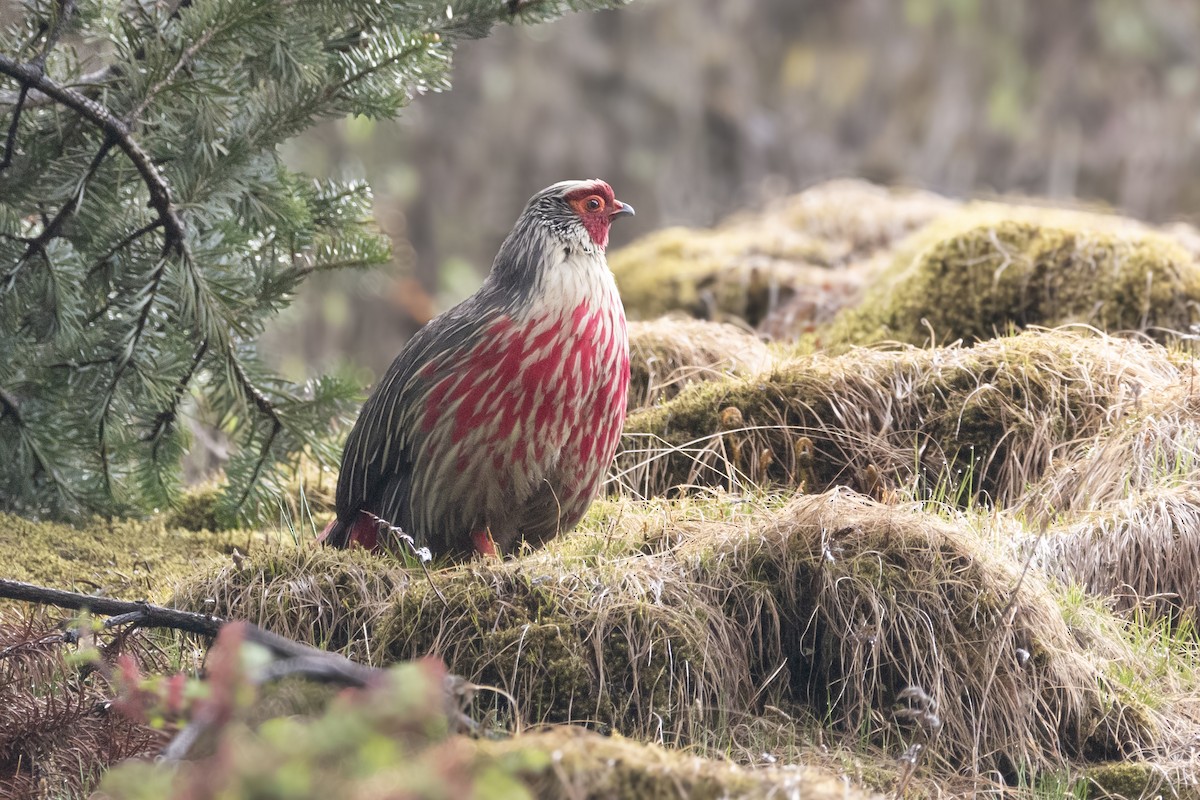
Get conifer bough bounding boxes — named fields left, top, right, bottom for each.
left=0, top=0, right=626, bottom=521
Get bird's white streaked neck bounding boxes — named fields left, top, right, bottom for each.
left=526, top=237, right=620, bottom=319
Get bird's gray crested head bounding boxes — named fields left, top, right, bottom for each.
left=486, top=179, right=634, bottom=301
left=524, top=179, right=635, bottom=254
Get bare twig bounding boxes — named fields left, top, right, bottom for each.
left=1, top=577, right=477, bottom=764
left=0, top=578, right=222, bottom=637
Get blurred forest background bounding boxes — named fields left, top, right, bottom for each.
left=266, top=0, right=1200, bottom=381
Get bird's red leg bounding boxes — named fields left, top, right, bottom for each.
left=471, top=528, right=498, bottom=557
left=316, top=513, right=379, bottom=550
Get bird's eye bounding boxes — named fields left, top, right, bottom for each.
left=584, top=196, right=603, bottom=212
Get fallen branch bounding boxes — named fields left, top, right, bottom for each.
left=0, top=576, right=480, bottom=760
left=0, top=577, right=376, bottom=683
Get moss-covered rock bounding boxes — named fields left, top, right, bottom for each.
left=1085, top=761, right=1200, bottom=800
left=610, top=224, right=846, bottom=324
left=484, top=727, right=874, bottom=800
left=827, top=216, right=1200, bottom=347
left=609, top=180, right=955, bottom=328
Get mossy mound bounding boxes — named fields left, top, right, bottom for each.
left=616, top=328, right=1184, bottom=509
left=610, top=223, right=847, bottom=325
left=479, top=727, right=871, bottom=800
left=172, top=490, right=1166, bottom=777
left=0, top=511, right=253, bottom=600
left=827, top=216, right=1200, bottom=347
left=628, top=317, right=770, bottom=409
left=1085, top=761, right=1200, bottom=800
left=96, top=651, right=873, bottom=800
left=609, top=180, right=953, bottom=328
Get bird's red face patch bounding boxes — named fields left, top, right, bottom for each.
left=565, top=182, right=624, bottom=249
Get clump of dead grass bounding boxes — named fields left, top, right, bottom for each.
left=172, top=490, right=1176, bottom=780
left=617, top=328, right=1187, bottom=510
left=0, top=608, right=169, bottom=798
left=627, top=317, right=770, bottom=409
left=1032, top=486, right=1200, bottom=619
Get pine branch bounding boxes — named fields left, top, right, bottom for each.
left=0, top=0, right=628, bottom=519
left=0, top=55, right=187, bottom=257
left=87, top=219, right=165, bottom=279
left=146, top=337, right=209, bottom=453
left=31, top=0, right=79, bottom=69
left=0, top=385, right=21, bottom=424
left=0, top=83, right=29, bottom=172
left=0, top=388, right=83, bottom=505
left=4, top=135, right=117, bottom=289
left=98, top=251, right=171, bottom=498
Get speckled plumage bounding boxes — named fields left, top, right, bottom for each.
left=324, top=180, right=633, bottom=558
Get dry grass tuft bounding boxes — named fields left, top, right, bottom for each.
left=617, top=328, right=1187, bottom=510
left=1034, top=486, right=1200, bottom=619
left=627, top=317, right=770, bottom=409
left=172, top=490, right=1173, bottom=779
left=768, top=179, right=959, bottom=257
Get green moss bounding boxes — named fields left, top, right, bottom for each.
left=1085, top=761, right=1198, bottom=800
left=0, top=511, right=249, bottom=600
left=828, top=218, right=1200, bottom=347
left=163, top=482, right=228, bottom=531
left=494, top=729, right=860, bottom=800
left=609, top=180, right=958, bottom=328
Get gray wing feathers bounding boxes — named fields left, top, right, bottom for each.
left=333, top=296, right=507, bottom=549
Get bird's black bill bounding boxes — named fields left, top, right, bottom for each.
left=610, top=201, right=635, bottom=219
